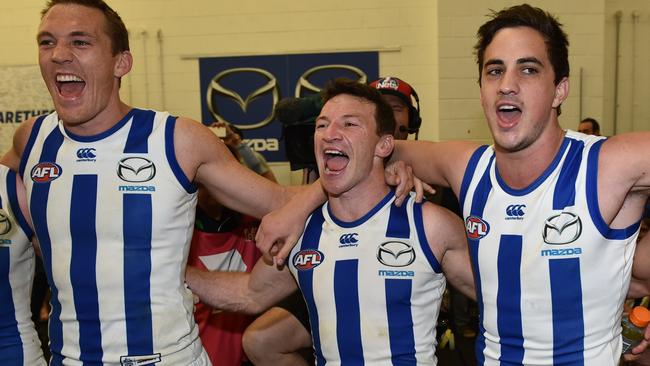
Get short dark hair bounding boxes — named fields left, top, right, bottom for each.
left=41, top=0, right=129, bottom=55
left=321, top=78, right=395, bottom=137
left=580, top=117, right=600, bottom=133
left=475, top=4, right=569, bottom=86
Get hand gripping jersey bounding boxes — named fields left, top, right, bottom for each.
left=460, top=131, right=640, bottom=366
left=0, top=165, right=46, bottom=366
left=20, top=109, right=203, bottom=365
left=187, top=215, right=261, bottom=366
left=288, top=191, right=446, bottom=365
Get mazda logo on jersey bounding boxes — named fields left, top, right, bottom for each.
left=0, top=210, right=12, bottom=236
left=117, top=157, right=156, bottom=183
left=206, top=67, right=279, bottom=130
left=465, top=216, right=490, bottom=240
left=292, top=249, right=324, bottom=270
left=376, top=241, right=415, bottom=267
left=30, top=162, right=62, bottom=183
left=543, top=212, right=582, bottom=245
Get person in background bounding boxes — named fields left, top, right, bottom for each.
left=578, top=117, right=601, bottom=136
left=216, top=122, right=278, bottom=183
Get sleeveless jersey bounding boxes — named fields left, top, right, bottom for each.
left=187, top=215, right=261, bottom=366
left=288, top=191, right=446, bottom=365
left=0, top=165, right=45, bottom=366
left=459, top=131, right=639, bottom=366
left=20, top=109, right=203, bottom=365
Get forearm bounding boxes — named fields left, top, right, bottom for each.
left=186, top=266, right=262, bottom=314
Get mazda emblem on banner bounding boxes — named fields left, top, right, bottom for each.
left=199, top=52, right=378, bottom=162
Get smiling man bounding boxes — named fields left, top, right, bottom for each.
left=186, top=78, right=474, bottom=365
left=0, top=1, right=330, bottom=365
left=385, top=4, right=650, bottom=366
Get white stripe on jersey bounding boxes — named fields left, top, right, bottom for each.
left=460, top=131, right=638, bottom=366
left=289, top=191, right=446, bottom=365
left=20, top=110, right=204, bottom=365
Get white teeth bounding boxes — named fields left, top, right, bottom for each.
left=498, top=105, right=518, bottom=111
left=56, top=74, right=83, bottom=82
left=325, top=149, right=345, bottom=156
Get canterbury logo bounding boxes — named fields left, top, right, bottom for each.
left=76, top=148, right=97, bottom=160
left=376, top=241, right=415, bottom=267
left=506, top=204, right=526, bottom=217
left=339, top=233, right=359, bottom=246
left=117, top=157, right=156, bottom=183
left=0, top=210, right=12, bottom=236
left=206, top=67, right=279, bottom=129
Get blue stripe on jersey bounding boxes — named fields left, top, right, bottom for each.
left=19, top=115, right=47, bottom=178
left=553, top=139, right=584, bottom=210
left=330, top=189, right=393, bottom=229
left=70, top=175, right=103, bottom=361
left=124, top=109, right=155, bottom=153
left=586, top=139, right=640, bottom=239
left=334, top=259, right=364, bottom=365
left=0, top=247, right=23, bottom=365
left=468, top=155, right=494, bottom=366
left=496, top=235, right=524, bottom=365
left=123, top=194, right=154, bottom=356
left=386, top=194, right=410, bottom=239
left=65, top=109, right=136, bottom=143
left=6, top=170, right=33, bottom=238
left=386, top=279, right=416, bottom=366
left=165, top=116, right=197, bottom=194
left=30, top=126, right=65, bottom=359
left=459, top=145, right=489, bottom=210
left=496, top=137, right=570, bottom=196
left=549, top=258, right=584, bottom=366
left=296, top=208, right=326, bottom=365
left=413, top=201, right=442, bottom=273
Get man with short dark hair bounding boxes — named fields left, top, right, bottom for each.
left=187, top=78, right=474, bottom=365
left=1, top=1, right=328, bottom=364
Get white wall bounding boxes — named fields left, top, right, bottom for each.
left=0, top=1, right=647, bottom=184
left=0, top=0, right=437, bottom=185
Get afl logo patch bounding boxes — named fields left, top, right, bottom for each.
left=465, top=216, right=490, bottom=240
left=30, top=162, right=62, bottom=183
left=292, top=249, right=324, bottom=270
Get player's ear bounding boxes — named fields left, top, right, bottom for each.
left=114, top=50, right=132, bottom=78
left=375, top=134, right=394, bottom=158
left=552, top=76, right=569, bottom=109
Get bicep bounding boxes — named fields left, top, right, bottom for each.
left=423, top=204, right=475, bottom=300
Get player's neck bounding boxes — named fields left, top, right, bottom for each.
left=327, top=171, right=391, bottom=223
left=495, top=127, right=566, bottom=189
left=63, top=99, right=132, bottom=137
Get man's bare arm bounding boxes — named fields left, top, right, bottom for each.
left=0, top=117, right=37, bottom=170
left=422, top=202, right=476, bottom=300
left=185, top=257, right=298, bottom=315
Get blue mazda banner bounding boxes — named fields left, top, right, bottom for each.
left=199, top=52, right=378, bottom=162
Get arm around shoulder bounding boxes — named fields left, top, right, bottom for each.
left=0, top=117, right=37, bottom=171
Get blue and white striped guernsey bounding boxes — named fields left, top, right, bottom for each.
left=0, top=165, right=45, bottom=366
left=288, top=191, right=446, bottom=365
left=460, top=130, right=639, bottom=366
left=19, top=109, right=203, bottom=365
